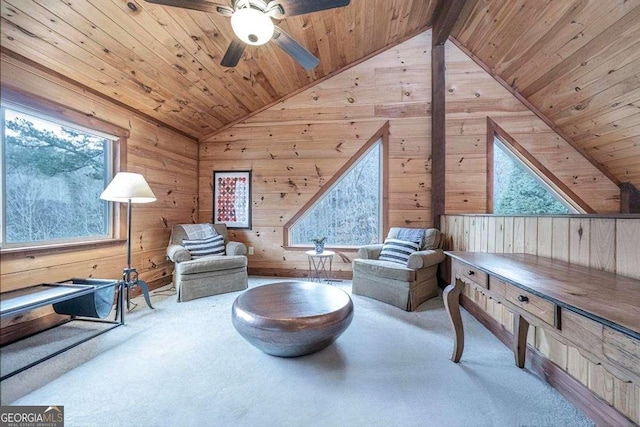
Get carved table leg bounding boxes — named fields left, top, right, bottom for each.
left=443, top=280, right=465, bottom=363
left=513, top=313, right=530, bottom=368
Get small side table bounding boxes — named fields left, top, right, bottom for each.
left=306, top=250, right=335, bottom=283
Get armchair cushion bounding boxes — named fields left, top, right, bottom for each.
left=176, top=255, right=247, bottom=275
left=170, top=223, right=228, bottom=246
left=387, top=227, right=442, bottom=250
left=183, top=234, right=225, bottom=258
left=181, top=223, right=216, bottom=240
left=396, top=228, right=425, bottom=245
left=353, top=259, right=416, bottom=282
left=378, top=238, right=420, bottom=265
left=422, top=228, right=442, bottom=250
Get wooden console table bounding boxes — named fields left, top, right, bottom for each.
left=443, top=252, right=640, bottom=383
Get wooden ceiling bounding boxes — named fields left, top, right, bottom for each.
left=452, top=0, right=640, bottom=186
left=1, top=0, right=639, bottom=185
left=0, top=0, right=437, bottom=139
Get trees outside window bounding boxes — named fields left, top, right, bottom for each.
left=492, top=137, right=574, bottom=215
left=1, top=105, right=115, bottom=246
left=290, top=140, right=382, bottom=246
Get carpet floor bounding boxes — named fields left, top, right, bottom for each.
left=0, top=278, right=592, bottom=427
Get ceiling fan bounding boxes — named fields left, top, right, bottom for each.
left=143, top=0, right=351, bottom=70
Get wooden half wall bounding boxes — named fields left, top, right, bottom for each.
left=0, top=53, right=198, bottom=341
left=199, top=32, right=434, bottom=277
left=441, top=214, right=640, bottom=424
left=444, top=39, right=621, bottom=214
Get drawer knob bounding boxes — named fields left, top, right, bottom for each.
left=468, top=270, right=475, bottom=275
left=517, top=295, right=529, bottom=303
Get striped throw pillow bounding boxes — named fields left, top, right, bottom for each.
left=183, top=234, right=225, bottom=258
left=378, top=238, right=420, bottom=265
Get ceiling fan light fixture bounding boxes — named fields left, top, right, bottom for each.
left=231, top=8, right=274, bottom=46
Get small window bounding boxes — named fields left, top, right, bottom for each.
left=290, top=140, right=383, bottom=246
left=492, top=138, right=573, bottom=214
left=486, top=118, right=591, bottom=214
left=1, top=102, right=119, bottom=248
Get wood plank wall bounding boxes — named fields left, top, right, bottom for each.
left=0, top=53, right=198, bottom=340
left=451, top=0, right=640, bottom=188
left=444, top=39, right=621, bottom=214
left=199, top=32, right=433, bottom=277
left=441, top=214, right=640, bottom=423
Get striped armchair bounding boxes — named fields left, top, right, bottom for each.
left=166, top=223, right=248, bottom=302
left=352, top=228, right=445, bottom=311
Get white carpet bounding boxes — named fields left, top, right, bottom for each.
left=0, top=278, right=592, bottom=427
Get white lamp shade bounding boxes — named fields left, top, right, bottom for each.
left=100, top=172, right=156, bottom=203
left=231, top=8, right=274, bottom=46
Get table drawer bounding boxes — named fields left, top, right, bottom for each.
left=505, top=284, right=556, bottom=327
left=603, top=327, right=640, bottom=377
left=454, top=260, right=488, bottom=289
left=489, top=277, right=508, bottom=297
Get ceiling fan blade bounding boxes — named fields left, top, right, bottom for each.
left=269, top=0, right=350, bottom=17
left=143, top=0, right=234, bottom=16
left=272, top=26, right=319, bottom=71
left=221, top=37, right=246, bottom=67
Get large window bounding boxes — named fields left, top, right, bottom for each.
left=0, top=100, right=119, bottom=248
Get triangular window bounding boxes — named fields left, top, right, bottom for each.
left=492, top=138, right=574, bottom=214
left=286, top=128, right=387, bottom=247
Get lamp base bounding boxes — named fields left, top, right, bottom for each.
left=114, top=267, right=154, bottom=324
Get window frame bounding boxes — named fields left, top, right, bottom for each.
left=283, top=122, right=389, bottom=251
left=0, top=86, right=128, bottom=254
left=486, top=117, right=592, bottom=214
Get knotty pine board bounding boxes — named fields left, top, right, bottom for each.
left=444, top=39, right=620, bottom=214
left=0, top=55, right=199, bottom=294
left=199, top=32, right=433, bottom=277
left=451, top=0, right=640, bottom=188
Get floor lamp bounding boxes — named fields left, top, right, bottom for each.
left=100, top=172, right=157, bottom=324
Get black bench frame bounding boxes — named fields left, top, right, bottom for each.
left=0, top=279, right=122, bottom=381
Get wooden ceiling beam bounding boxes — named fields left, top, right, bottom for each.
left=620, top=183, right=640, bottom=213
left=431, top=0, right=468, bottom=46
left=431, top=0, right=468, bottom=225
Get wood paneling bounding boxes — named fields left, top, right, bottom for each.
left=444, top=39, right=621, bottom=214
left=199, top=32, right=433, bottom=277
left=0, top=52, right=198, bottom=332
left=452, top=0, right=640, bottom=188
left=0, top=0, right=637, bottom=195
left=0, top=0, right=437, bottom=139
left=443, top=214, right=640, bottom=423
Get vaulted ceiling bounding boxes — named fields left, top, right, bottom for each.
left=1, top=0, right=639, bottom=185
left=453, top=0, right=640, bottom=186
left=0, top=0, right=437, bottom=139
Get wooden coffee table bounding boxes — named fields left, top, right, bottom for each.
left=231, top=281, right=354, bottom=357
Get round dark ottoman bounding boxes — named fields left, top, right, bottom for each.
left=231, top=281, right=354, bottom=357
